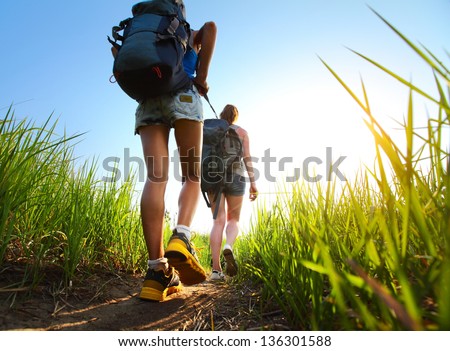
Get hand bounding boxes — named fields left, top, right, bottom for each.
left=249, top=184, right=258, bottom=202
left=193, top=76, right=209, bottom=96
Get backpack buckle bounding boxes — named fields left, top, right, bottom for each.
left=167, top=17, right=180, bottom=36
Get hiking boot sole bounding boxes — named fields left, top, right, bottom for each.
left=165, top=239, right=206, bottom=285
left=223, top=248, right=238, bottom=277
left=139, top=282, right=183, bottom=302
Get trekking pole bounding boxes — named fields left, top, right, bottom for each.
left=250, top=192, right=294, bottom=195
left=203, top=93, right=219, bottom=119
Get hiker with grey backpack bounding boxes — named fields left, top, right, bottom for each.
left=201, top=104, right=258, bottom=281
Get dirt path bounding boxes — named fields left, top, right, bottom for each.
left=0, top=271, right=287, bottom=331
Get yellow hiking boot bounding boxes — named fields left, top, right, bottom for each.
left=164, top=230, right=206, bottom=285
left=139, top=266, right=183, bottom=302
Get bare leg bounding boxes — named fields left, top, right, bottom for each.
left=225, top=195, right=244, bottom=247
left=173, top=119, right=203, bottom=227
left=139, top=125, right=170, bottom=260
left=163, top=119, right=206, bottom=286
left=208, top=194, right=226, bottom=272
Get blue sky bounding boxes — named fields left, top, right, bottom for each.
left=1, top=0, right=449, bottom=232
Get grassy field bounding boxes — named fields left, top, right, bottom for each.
left=0, top=113, right=145, bottom=282
left=235, top=11, right=449, bottom=330
left=1, top=12, right=448, bottom=330
left=0, top=112, right=213, bottom=289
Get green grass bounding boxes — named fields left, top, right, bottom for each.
left=1, top=9, right=448, bottom=331
left=236, top=9, right=449, bottom=330
left=0, top=113, right=146, bottom=289
left=0, top=111, right=212, bottom=294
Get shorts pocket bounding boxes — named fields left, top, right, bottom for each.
left=173, top=88, right=203, bottom=121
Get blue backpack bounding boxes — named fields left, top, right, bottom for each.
left=108, top=0, right=191, bottom=101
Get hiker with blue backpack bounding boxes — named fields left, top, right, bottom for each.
left=202, top=104, right=258, bottom=281
left=109, top=0, right=217, bottom=301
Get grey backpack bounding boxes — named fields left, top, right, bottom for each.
left=201, top=119, right=243, bottom=219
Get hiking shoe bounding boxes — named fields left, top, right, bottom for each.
left=164, top=230, right=207, bottom=285
left=223, top=246, right=238, bottom=277
left=139, top=266, right=182, bottom=302
left=210, top=270, right=225, bottom=281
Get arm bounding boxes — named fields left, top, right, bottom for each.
left=192, top=21, right=217, bottom=95
left=241, top=131, right=258, bottom=201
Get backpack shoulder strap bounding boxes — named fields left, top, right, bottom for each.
left=227, top=126, right=244, bottom=156
left=107, top=18, right=131, bottom=49
left=203, top=93, right=218, bottom=119
left=202, top=186, right=224, bottom=220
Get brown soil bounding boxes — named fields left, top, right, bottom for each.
left=0, top=266, right=288, bottom=331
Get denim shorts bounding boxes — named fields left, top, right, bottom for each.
left=222, top=173, right=246, bottom=196
left=135, top=86, right=203, bottom=134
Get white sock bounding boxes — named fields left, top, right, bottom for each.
left=223, top=243, right=232, bottom=252
left=175, top=225, right=191, bottom=240
left=148, top=258, right=169, bottom=272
